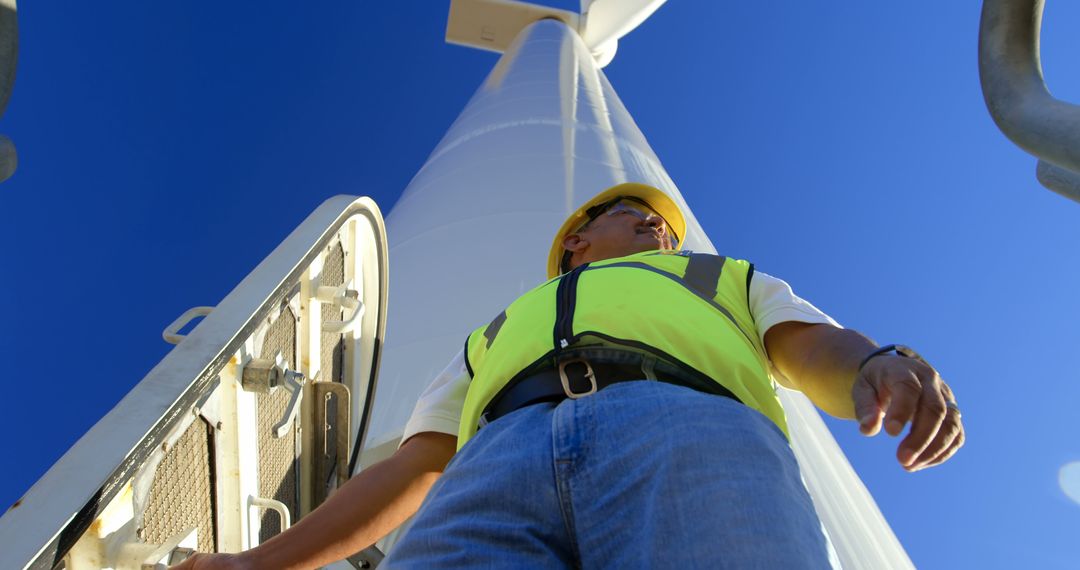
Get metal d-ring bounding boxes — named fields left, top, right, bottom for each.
left=558, top=358, right=597, bottom=399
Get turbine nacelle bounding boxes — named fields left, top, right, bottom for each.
left=446, top=0, right=666, bottom=68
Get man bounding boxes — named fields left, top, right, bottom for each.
left=176, top=182, right=964, bottom=569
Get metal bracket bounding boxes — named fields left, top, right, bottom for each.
left=272, top=369, right=306, bottom=438
left=316, top=282, right=365, bottom=335
left=313, top=381, right=351, bottom=503
left=241, top=351, right=291, bottom=393
left=240, top=352, right=307, bottom=438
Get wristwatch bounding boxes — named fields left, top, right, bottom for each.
left=857, top=344, right=927, bottom=373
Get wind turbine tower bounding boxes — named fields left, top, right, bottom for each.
left=369, top=0, right=913, bottom=566
left=0, top=2, right=918, bottom=568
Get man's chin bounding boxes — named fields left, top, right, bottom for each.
left=637, top=235, right=671, bottom=250
left=628, top=242, right=665, bottom=255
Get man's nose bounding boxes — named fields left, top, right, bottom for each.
left=642, top=215, right=666, bottom=233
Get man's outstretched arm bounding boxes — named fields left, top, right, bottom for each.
left=764, top=322, right=964, bottom=472
left=171, top=431, right=457, bottom=570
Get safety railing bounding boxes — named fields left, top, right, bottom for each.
left=0, top=0, right=17, bottom=183
left=979, top=0, right=1080, bottom=203
left=0, top=195, right=389, bottom=570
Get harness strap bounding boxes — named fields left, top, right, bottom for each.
left=480, top=358, right=742, bottom=427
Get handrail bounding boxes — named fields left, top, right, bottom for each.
left=162, top=306, right=215, bottom=345
left=979, top=0, right=1080, bottom=203
left=0, top=0, right=17, bottom=183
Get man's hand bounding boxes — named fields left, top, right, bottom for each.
left=765, top=322, right=965, bottom=471
left=852, top=353, right=965, bottom=471
left=169, top=552, right=250, bottom=570
left=166, top=431, right=456, bottom=570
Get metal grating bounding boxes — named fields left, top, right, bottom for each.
left=141, top=419, right=217, bottom=553
left=319, top=244, right=346, bottom=495
left=256, top=306, right=299, bottom=543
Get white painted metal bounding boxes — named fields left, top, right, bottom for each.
left=318, top=284, right=365, bottom=335
left=580, top=0, right=667, bottom=67
left=248, top=497, right=291, bottom=532
left=368, top=16, right=913, bottom=566
left=162, top=306, right=215, bottom=345
left=0, top=196, right=388, bottom=570
left=443, top=0, right=666, bottom=68
left=214, top=364, right=245, bottom=554
left=233, top=359, right=261, bottom=552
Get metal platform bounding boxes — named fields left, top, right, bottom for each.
left=0, top=196, right=388, bottom=570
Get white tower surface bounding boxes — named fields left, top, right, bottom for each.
left=365, top=10, right=914, bottom=568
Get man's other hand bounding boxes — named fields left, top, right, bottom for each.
left=852, top=353, right=965, bottom=471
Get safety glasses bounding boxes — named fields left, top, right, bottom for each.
left=577, top=198, right=679, bottom=247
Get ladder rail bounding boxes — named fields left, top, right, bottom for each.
left=979, top=0, right=1080, bottom=202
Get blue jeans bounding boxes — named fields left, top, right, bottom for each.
left=384, top=381, right=833, bottom=569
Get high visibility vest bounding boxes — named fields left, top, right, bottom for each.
left=460, top=250, right=785, bottom=449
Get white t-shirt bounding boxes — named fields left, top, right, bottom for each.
left=401, top=270, right=839, bottom=444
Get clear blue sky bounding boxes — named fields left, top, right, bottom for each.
left=2, top=2, right=1079, bottom=568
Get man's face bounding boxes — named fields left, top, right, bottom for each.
left=563, top=200, right=676, bottom=268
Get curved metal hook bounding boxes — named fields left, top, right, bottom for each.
left=0, top=0, right=18, bottom=183
left=979, top=0, right=1080, bottom=202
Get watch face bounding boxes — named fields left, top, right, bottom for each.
left=894, top=345, right=926, bottom=364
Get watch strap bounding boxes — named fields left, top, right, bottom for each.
left=857, top=344, right=926, bottom=374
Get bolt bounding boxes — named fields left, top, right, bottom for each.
left=216, top=421, right=224, bottom=430
left=161, top=442, right=168, bottom=452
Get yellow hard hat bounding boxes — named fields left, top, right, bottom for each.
left=546, top=182, right=687, bottom=279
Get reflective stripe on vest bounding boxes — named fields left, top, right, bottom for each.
left=459, top=250, right=785, bottom=449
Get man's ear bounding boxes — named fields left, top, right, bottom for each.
left=562, top=233, right=588, bottom=254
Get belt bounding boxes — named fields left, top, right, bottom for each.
left=480, top=357, right=742, bottom=427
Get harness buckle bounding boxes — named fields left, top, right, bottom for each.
left=558, top=358, right=597, bottom=399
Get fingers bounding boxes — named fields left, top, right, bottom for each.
left=855, top=356, right=929, bottom=440
left=894, top=365, right=947, bottom=467
left=168, top=554, right=196, bottom=570
left=855, top=354, right=964, bottom=470
left=851, top=373, right=885, bottom=436
left=910, top=403, right=965, bottom=470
